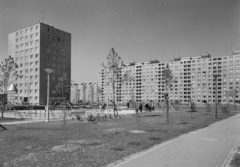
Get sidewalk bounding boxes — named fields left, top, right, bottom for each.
left=110, top=114, right=240, bottom=167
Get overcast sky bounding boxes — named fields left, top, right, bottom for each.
left=0, top=0, right=239, bottom=84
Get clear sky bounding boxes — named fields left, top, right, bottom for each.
left=0, top=0, right=239, bottom=84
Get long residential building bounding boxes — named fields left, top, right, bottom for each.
left=101, top=51, right=240, bottom=104
left=8, top=22, right=71, bottom=105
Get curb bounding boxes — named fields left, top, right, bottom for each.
left=221, top=140, right=240, bottom=167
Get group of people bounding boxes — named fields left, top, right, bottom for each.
left=99, top=102, right=107, bottom=110
left=127, top=100, right=155, bottom=113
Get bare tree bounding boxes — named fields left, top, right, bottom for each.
left=162, top=64, right=175, bottom=124
left=130, top=87, right=135, bottom=108
left=0, top=56, right=20, bottom=119
left=90, top=84, right=94, bottom=104
left=54, top=73, right=71, bottom=144
left=54, top=73, right=71, bottom=100
left=96, top=86, right=102, bottom=105
left=233, top=88, right=239, bottom=108
left=101, top=48, right=134, bottom=117
left=82, top=83, right=87, bottom=103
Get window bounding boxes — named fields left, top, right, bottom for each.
left=35, top=39, right=39, bottom=45
left=35, top=54, right=38, bottom=58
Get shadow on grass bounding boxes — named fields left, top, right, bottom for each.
left=149, top=137, right=162, bottom=141
left=128, top=142, right=141, bottom=147
left=111, top=146, right=125, bottom=151
left=138, top=114, right=162, bottom=117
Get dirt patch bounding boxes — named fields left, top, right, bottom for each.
left=106, top=128, right=124, bottom=133
left=52, top=139, right=102, bottom=153
left=129, top=130, right=146, bottom=134
left=51, top=144, right=81, bottom=152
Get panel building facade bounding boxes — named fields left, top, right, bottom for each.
left=8, top=22, right=71, bottom=105
left=101, top=52, right=240, bottom=104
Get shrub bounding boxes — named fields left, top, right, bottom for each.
left=221, top=104, right=230, bottom=114
left=191, top=102, right=196, bottom=112
left=206, top=103, right=211, bottom=112
left=87, top=113, right=95, bottom=122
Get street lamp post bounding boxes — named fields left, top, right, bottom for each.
left=45, top=68, right=53, bottom=122
left=213, top=74, right=221, bottom=119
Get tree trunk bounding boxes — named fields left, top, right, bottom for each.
left=112, top=81, right=117, bottom=117
left=1, top=106, right=5, bottom=119
left=166, top=98, right=169, bottom=124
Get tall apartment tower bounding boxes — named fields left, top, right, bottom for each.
left=8, top=22, right=71, bottom=105
left=102, top=52, right=240, bottom=105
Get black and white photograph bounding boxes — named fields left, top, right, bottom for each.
left=0, top=0, right=240, bottom=166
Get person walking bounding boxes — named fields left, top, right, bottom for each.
left=139, top=102, right=143, bottom=113
left=148, top=100, right=152, bottom=112
left=145, top=102, right=149, bottom=112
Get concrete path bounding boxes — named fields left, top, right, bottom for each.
left=112, top=114, right=240, bottom=167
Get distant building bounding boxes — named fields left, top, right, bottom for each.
left=8, top=22, right=71, bottom=104
left=102, top=52, right=240, bottom=104
left=77, top=82, right=101, bottom=104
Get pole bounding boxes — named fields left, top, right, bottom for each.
left=28, top=83, right=30, bottom=104
left=215, top=75, right=218, bottom=119
left=46, top=74, right=50, bottom=122
left=78, top=90, right=80, bottom=109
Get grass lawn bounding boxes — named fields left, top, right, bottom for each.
left=0, top=110, right=238, bottom=167
left=229, top=145, right=240, bottom=167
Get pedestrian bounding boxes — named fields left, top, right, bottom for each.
left=148, top=100, right=152, bottom=112
left=135, top=102, right=139, bottom=114
left=139, top=102, right=143, bottom=113
left=102, top=103, right=106, bottom=110
left=127, top=102, right=129, bottom=109
left=145, top=103, right=149, bottom=112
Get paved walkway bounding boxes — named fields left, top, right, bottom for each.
left=110, top=114, right=240, bottom=167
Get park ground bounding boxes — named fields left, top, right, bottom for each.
left=0, top=107, right=240, bottom=167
